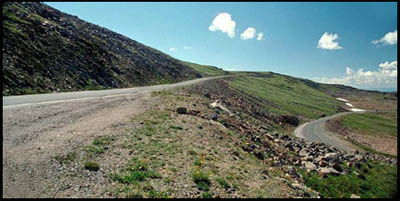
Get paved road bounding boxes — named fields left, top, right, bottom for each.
left=3, top=75, right=231, bottom=198
left=3, top=76, right=229, bottom=109
left=294, top=111, right=366, bottom=152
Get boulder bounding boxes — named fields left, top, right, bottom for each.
left=281, top=115, right=299, bottom=126
left=299, top=149, right=308, bottom=157
left=255, top=151, right=265, bottom=160
left=319, top=160, right=328, bottom=167
left=176, top=107, right=187, bottom=114
left=332, top=163, right=343, bottom=172
left=318, top=167, right=340, bottom=177
left=210, top=113, right=218, bottom=121
left=304, top=162, right=317, bottom=171
left=188, top=110, right=200, bottom=116
left=305, top=156, right=313, bottom=162
left=354, top=154, right=363, bottom=161
left=355, top=162, right=362, bottom=169
left=273, top=160, right=281, bottom=167
left=323, top=152, right=338, bottom=162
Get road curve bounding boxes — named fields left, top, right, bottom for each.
left=3, top=76, right=230, bottom=109
left=294, top=111, right=365, bottom=152
left=3, top=75, right=232, bottom=197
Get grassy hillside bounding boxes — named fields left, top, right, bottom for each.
left=181, top=61, right=230, bottom=77
left=227, top=73, right=342, bottom=122
left=342, top=113, right=397, bottom=137
left=298, top=161, right=397, bottom=198
left=3, top=2, right=201, bottom=95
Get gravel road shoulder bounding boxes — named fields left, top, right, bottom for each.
left=3, top=91, right=159, bottom=197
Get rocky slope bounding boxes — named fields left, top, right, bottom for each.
left=3, top=2, right=202, bottom=95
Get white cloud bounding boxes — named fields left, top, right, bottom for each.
left=317, top=32, right=343, bottom=50
left=169, top=47, right=177, bottom=52
left=209, top=12, right=236, bottom=38
left=183, top=46, right=192, bottom=50
left=372, top=30, right=397, bottom=46
left=240, top=27, right=256, bottom=40
left=313, top=61, right=397, bottom=89
left=257, top=32, right=264, bottom=40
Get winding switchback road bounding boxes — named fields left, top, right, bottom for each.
left=294, top=111, right=365, bottom=152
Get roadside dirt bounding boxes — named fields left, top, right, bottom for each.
left=2, top=92, right=159, bottom=198
left=325, top=117, right=397, bottom=156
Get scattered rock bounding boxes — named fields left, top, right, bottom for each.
left=299, top=149, right=308, bottom=157
left=188, top=109, right=200, bottom=116
left=323, top=153, right=338, bottom=162
left=319, top=160, right=328, bottom=167
left=355, top=162, right=362, bottom=169
left=255, top=151, right=265, bottom=160
left=176, top=107, right=187, bottom=114
left=332, top=163, right=343, bottom=173
left=210, top=113, right=218, bottom=121
left=304, top=162, right=316, bottom=171
left=281, top=115, right=299, bottom=126
left=318, top=167, right=338, bottom=177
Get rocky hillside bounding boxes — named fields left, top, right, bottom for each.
left=46, top=77, right=397, bottom=198
left=3, top=2, right=202, bottom=96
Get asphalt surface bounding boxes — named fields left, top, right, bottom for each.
left=3, top=76, right=229, bottom=109
left=294, top=111, right=365, bottom=152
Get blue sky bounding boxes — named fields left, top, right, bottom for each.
left=45, top=2, right=397, bottom=90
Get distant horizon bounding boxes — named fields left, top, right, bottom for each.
left=206, top=68, right=397, bottom=92
left=45, top=2, right=397, bottom=91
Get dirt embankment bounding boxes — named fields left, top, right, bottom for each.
left=325, top=117, right=397, bottom=156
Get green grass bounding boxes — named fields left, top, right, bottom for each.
left=342, top=113, right=397, bottom=137
left=215, top=177, right=230, bottom=189
left=92, top=136, right=113, bottom=146
left=84, top=161, right=100, bottom=171
left=54, top=151, right=77, bottom=165
left=298, top=161, right=397, bottom=198
left=192, top=170, right=211, bottom=191
left=182, top=61, right=229, bottom=77
left=84, top=145, right=105, bottom=155
left=201, top=192, right=213, bottom=198
left=169, top=125, right=183, bottom=130
left=228, top=74, right=342, bottom=121
left=110, top=157, right=161, bottom=184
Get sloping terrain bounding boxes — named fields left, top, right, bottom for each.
left=326, top=112, right=397, bottom=156
left=181, top=61, right=230, bottom=77
left=3, top=2, right=202, bottom=96
left=46, top=77, right=396, bottom=198
left=228, top=73, right=341, bottom=122
left=3, top=75, right=397, bottom=198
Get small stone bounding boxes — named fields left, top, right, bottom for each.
left=350, top=194, right=361, bottom=198
left=323, top=152, right=338, bottom=162
left=304, top=162, right=316, bottom=171
left=319, top=160, right=328, bottom=167
left=299, top=149, right=308, bottom=157
left=332, top=163, right=343, bottom=172
left=255, top=151, right=265, bottom=160
left=176, top=107, right=187, bottom=114
left=210, top=113, right=218, bottom=121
